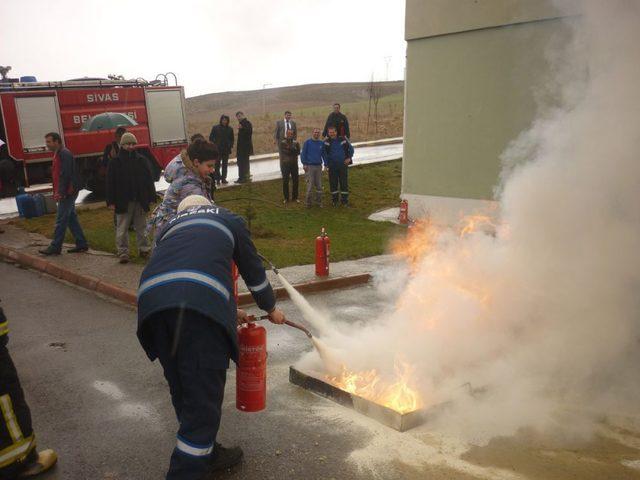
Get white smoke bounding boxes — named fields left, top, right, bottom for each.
left=296, top=0, right=640, bottom=443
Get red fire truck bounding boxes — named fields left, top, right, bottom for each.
left=0, top=75, right=188, bottom=196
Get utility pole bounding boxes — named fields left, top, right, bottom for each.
left=384, top=56, right=392, bottom=81
left=262, top=83, right=272, bottom=116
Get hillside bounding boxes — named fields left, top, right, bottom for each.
left=186, top=81, right=404, bottom=155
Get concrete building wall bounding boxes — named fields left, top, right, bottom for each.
left=402, top=0, right=580, bottom=224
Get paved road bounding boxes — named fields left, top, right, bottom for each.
left=0, top=142, right=402, bottom=219
left=2, top=262, right=638, bottom=480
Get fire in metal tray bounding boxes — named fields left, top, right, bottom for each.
left=289, top=366, right=425, bottom=432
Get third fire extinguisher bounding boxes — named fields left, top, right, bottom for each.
left=399, top=199, right=409, bottom=224
left=315, top=227, right=330, bottom=277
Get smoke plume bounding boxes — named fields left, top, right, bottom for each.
left=297, top=0, right=640, bottom=443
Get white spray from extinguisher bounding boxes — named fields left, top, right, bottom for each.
left=259, top=254, right=342, bottom=374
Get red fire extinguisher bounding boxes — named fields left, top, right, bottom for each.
left=398, top=199, right=409, bottom=224
left=236, top=321, right=267, bottom=412
left=231, top=261, right=239, bottom=303
left=315, top=227, right=330, bottom=277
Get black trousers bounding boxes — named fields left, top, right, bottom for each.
left=280, top=162, right=299, bottom=201
left=215, top=154, right=229, bottom=182
left=0, top=342, right=38, bottom=479
left=329, top=165, right=349, bottom=205
left=147, top=309, right=230, bottom=480
left=236, top=152, right=250, bottom=181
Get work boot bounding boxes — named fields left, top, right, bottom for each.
left=38, top=246, right=60, bottom=256
left=18, top=449, right=58, bottom=477
left=119, top=253, right=130, bottom=264
left=67, top=245, right=88, bottom=253
left=208, top=443, right=243, bottom=472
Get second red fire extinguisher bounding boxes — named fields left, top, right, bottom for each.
left=315, top=227, right=330, bottom=277
left=399, top=199, right=409, bottom=224
left=236, top=321, right=267, bottom=412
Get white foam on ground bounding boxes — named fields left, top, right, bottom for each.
left=93, top=380, right=125, bottom=400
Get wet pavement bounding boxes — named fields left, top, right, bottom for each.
left=3, top=260, right=640, bottom=480
left=0, top=141, right=402, bottom=219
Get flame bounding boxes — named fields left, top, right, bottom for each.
left=325, top=358, right=421, bottom=414
left=458, top=214, right=496, bottom=238
left=391, top=218, right=440, bottom=269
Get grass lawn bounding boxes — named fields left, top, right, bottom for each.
left=12, top=160, right=404, bottom=268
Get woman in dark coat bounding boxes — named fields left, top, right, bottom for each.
left=209, top=115, right=234, bottom=185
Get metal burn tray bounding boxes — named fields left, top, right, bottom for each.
left=289, top=366, right=425, bottom=432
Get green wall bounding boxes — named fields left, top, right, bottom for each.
left=402, top=18, right=570, bottom=200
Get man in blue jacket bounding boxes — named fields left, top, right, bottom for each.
left=137, top=195, right=286, bottom=480
left=323, top=126, right=354, bottom=206
left=300, top=128, right=326, bottom=208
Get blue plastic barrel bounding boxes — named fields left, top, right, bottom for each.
left=19, top=76, right=38, bottom=83
left=15, top=187, right=27, bottom=217
left=16, top=189, right=37, bottom=218
left=33, top=193, right=46, bottom=217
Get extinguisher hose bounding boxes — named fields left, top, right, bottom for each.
left=258, top=252, right=280, bottom=275
left=245, top=315, right=313, bottom=338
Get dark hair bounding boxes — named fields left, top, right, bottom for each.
left=284, top=110, right=291, bottom=115
left=333, top=103, right=340, bottom=107
left=327, top=126, right=337, bottom=131
left=190, top=133, right=205, bottom=143
left=115, top=127, right=127, bottom=136
left=45, top=132, right=62, bottom=143
left=187, top=140, right=218, bottom=162
left=235, top=111, right=243, bottom=116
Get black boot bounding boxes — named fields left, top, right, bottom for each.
left=208, top=443, right=243, bottom=472
left=38, top=246, right=60, bottom=256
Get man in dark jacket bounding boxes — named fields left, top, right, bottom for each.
left=322, top=103, right=350, bottom=139
left=106, top=132, right=156, bottom=263
left=137, top=195, right=287, bottom=480
left=0, top=301, right=58, bottom=479
left=209, top=115, right=234, bottom=185
left=279, top=129, right=301, bottom=204
left=234, top=111, right=253, bottom=183
left=39, top=133, right=88, bottom=256
left=102, top=126, right=126, bottom=167
left=324, top=126, right=354, bottom=206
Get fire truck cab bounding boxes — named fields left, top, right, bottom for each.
left=0, top=76, right=188, bottom=197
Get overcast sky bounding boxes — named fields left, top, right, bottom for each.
left=1, top=0, right=406, bottom=97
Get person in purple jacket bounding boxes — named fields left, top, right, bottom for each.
left=148, top=140, right=217, bottom=240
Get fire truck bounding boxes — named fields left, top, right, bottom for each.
left=0, top=73, right=188, bottom=197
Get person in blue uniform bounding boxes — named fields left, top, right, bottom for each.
left=136, top=195, right=286, bottom=480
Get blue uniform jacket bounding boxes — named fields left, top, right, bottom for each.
left=323, top=138, right=354, bottom=168
left=137, top=205, right=276, bottom=363
left=300, top=139, right=326, bottom=166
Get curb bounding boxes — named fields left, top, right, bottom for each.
left=0, top=244, right=371, bottom=309
left=0, top=244, right=137, bottom=307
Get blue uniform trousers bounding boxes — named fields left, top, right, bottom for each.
left=148, top=308, right=231, bottom=480
left=328, top=164, right=349, bottom=205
